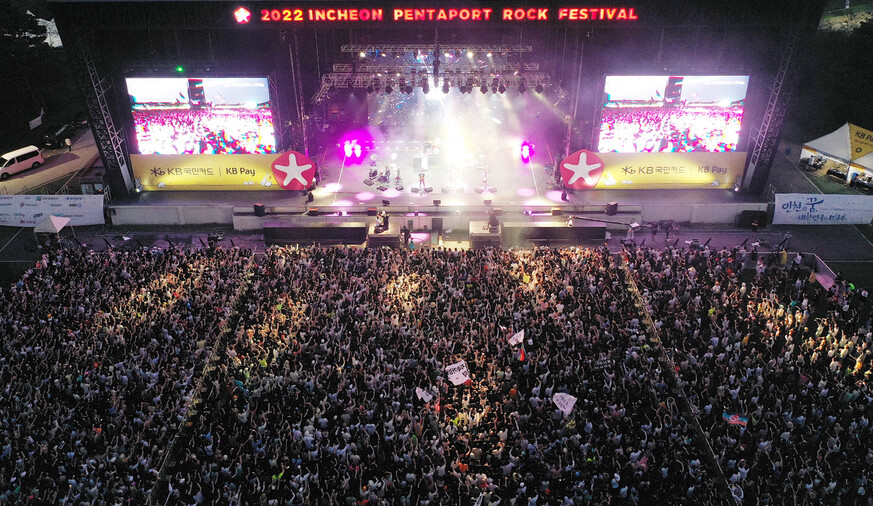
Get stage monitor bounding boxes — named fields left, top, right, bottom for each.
left=125, top=77, right=276, bottom=155
left=597, top=75, right=749, bottom=154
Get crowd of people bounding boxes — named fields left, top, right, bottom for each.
left=163, top=246, right=715, bottom=505
left=0, top=247, right=252, bottom=503
left=626, top=245, right=872, bottom=504
left=598, top=107, right=744, bottom=153
left=132, top=108, right=275, bottom=155
left=1, top=241, right=870, bottom=505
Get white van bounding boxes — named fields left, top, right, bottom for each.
left=0, top=146, right=44, bottom=181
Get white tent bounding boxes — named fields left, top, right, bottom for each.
left=34, top=215, right=70, bottom=234
left=802, top=122, right=873, bottom=184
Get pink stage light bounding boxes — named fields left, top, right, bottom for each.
left=343, top=140, right=363, bottom=160
left=520, top=142, right=534, bottom=162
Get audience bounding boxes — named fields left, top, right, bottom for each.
left=132, top=108, right=275, bottom=155
left=1, top=241, right=869, bottom=505
left=598, top=107, right=743, bottom=153
left=626, top=245, right=872, bottom=505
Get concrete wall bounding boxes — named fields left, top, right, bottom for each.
left=111, top=205, right=235, bottom=226
left=111, top=202, right=769, bottom=229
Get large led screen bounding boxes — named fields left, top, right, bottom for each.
left=126, top=77, right=276, bottom=155
left=597, top=75, right=749, bottom=153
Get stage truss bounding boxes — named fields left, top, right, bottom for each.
left=313, top=44, right=550, bottom=103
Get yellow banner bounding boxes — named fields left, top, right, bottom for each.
left=131, top=154, right=284, bottom=191
left=849, top=124, right=873, bottom=160
left=593, top=151, right=746, bottom=189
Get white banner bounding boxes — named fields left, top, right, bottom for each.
left=508, top=330, right=525, bottom=346
left=552, top=392, right=578, bottom=416
left=446, top=360, right=471, bottom=386
left=0, top=195, right=105, bottom=227
left=415, top=387, right=434, bottom=403
left=773, top=193, right=873, bottom=225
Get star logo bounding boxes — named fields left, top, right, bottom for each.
left=560, top=149, right=605, bottom=190
left=234, top=7, right=251, bottom=24
left=271, top=151, right=316, bottom=191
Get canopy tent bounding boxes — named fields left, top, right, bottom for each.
left=34, top=215, right=70, bottom=234
left=33, top=215, right=75, bottom=249
left=801, top=123, right=873, bottom=186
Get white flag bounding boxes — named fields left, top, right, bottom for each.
left=28, top=108, right=44, bottom=130
left=552, top=392, right=578, bottom=416
left=508, top=329, right=525, bottom=346
left=415, top=387, right=434, bottom=403
left=446, top=360, right=471, bottom=385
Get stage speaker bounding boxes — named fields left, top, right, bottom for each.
left=737, top=210, right=767, bottom=229
left=484, top=199, right=492, bottom=206
left=606, top=202, right=618, bottom=216
left=382, top=200, right=390, bottom=206
left=433, top=200, right=441, bottom=206
left=254, top=203, right=266, bottom=217
left=308, top=208, right=319, bottom=216
left=367, top=208, right=378, bottom=216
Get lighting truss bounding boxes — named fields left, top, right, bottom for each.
left=313, top=72, right=550, bottom=103
left=342, top=44, right=533, bottom=53
left=331, top=62, right=540, bottom=73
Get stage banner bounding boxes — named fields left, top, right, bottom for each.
left=446, top=360, right=471, bottom=385
left=773, top=193, right=873, bottom=225
left=0, top=195, right=105, bottom=227
left=849, top=124, right=873, bottom=159
left=560, top=150, right=746, bottom=190
left=552, top=392, right=578, bottom=416
left=130, top=151, right=316, bottom=191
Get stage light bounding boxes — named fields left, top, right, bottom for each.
left=467, top=51, right=474, bottom=58
left=359, top=52, right=366, bottom=58
left=480, top=84, right=488, bottom=94
left=535, top=84, right=544, bottom=94
left=444, top=52, right=451, bottom=58
left=521, top=142, right=533, bottom=162
left=391, top=152, right=398, bottom=160
left=498, top=83, right=506, bottom=94
left=486, top=52, right=493, bottom=57
left=175, top=66, right=184, bottom=73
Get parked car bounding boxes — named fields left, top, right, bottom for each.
left=68, top=111, right=89, bottom=129
left=43, top=123, right=76, bottom=149
left=1, top=146, right=44, bottom=181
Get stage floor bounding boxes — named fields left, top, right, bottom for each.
left=310, top=145, right=565, bottom=208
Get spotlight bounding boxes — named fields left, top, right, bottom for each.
left=498, top=83, right=506, bottom=94
left=535, top=84, right=544, bottom=94
left=442, top=81, right=450, bottom=94
left=359, top=51, right=366, bottom=58
left=467, top=51, right=474, bottom=58
left=480, top=84, right=488, bottom=94
left=486, top=52, right=493, bottom=57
